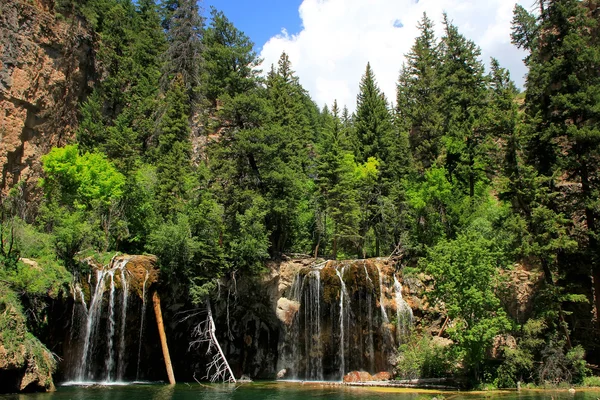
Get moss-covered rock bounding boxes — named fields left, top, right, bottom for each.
left=0, top=284, right=56, bottom=393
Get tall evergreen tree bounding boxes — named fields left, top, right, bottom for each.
left=316, top=100, right=361, bottom=258
left=355, top=63, right=394, bottom=163
left=161, top=0, right=204, bottom=98
left=202, top=7, right=261, bottom=106
left=155, top=75, right=193, bottom=216
left=439, top=14, right=489, bottom=198
left=353, top=63, right=395, bottom=256
left=397, top=13, right=444, bottom=172
left=514, top=0, right=600, bottom=334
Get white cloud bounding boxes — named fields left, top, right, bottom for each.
left=260, top=0, right=536, bottom=112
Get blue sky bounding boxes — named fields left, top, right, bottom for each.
left=203, top=0, right=302, bottom=51
left=201, top=0, right=536, bottom=111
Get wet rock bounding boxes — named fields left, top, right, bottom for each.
left=372, top=371, right=392, bottom=381
left=276, top=298, right=300, bottom=326
left=276, top=369, right=287, bottom=379
left=343, top=371, right=374, bottom=383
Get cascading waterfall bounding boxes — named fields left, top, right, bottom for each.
left=303, top=269, right=323, bottom=381
left=394, top=275, right=413, bottom=342
left=334, top=267, right=349, bottom=380
left=281, top=260, right=410, bottom=381
left=136, top=270, right=150, bottom=381
left=75, top=258, right=137, bottom=382
left=362, top=262, right=375, bottom=372
left=105, top=271, right=117, bottom=381
left=117, top=267, right=129, bottom=380
left=78, top=269, right=107, bottom=380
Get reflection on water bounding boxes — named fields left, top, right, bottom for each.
left=1, top=382, right=600, bottom=400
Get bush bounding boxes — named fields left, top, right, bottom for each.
left=396, top=334, right=457, bottom=380
left=582, top=376, right=600, bottom=387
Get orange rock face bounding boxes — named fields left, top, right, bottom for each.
left=0, top=0, right=93, bottom=197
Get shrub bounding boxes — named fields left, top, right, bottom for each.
left=396, top=334, right=457, bottom=380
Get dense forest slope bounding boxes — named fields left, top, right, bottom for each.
left=0, top=0, right=599, bottom=392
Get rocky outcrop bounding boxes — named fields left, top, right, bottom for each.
left=0, top=284, right=56, bottom=393
left=499, top=262, right=544, bottom=324
left=0, top=0, right=94, bottom=198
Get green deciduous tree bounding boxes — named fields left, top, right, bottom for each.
left=423, top=231, right=511, bottom=379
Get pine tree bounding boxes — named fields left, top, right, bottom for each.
left=398, top=13, right=444, bottom=172
left=439, top=14, right=489, bottom=198
left=316, top=100, right=361, bottom=258
left=354, top=63, right=393, bottom=163
left=155, top=75, right=193, bottom=217
left=353, top=63, right=395, bottom=256
left=202, top=7, right=261, bottom=106
left=161, top=0, right=204, bottom=98
left=515, top=0, right=600, bottom=333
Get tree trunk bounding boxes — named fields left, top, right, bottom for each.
left=153, top=291, right=176, bottom=384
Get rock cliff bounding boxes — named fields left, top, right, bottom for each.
left=0, top=0, right=93, bottom=199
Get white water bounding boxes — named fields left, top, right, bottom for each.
left=393, top=275, right=413, bottom=342
left=136, top=270, right=149, bottom=381
left=105, top=271, right=117, bottom=381
left=280, top=262, right=406, bottom=381
left=334, top=267, right=349, bottom=380
left=78, top=269, right=107, bottom=380
left=363, top=262, right=375, bottom=372
left=118, top=266, right=129, bottom=380
left=304, top=270, right=323, bottom=381
left=75, top=258, right=134, bottom=382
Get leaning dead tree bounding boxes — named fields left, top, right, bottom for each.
left=188, top=301, right=236, bottom=383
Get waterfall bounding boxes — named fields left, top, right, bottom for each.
left=117, top=266, right=129, bottom=381
left=78, top=269, right=107, bottom=380
left=334, top=267, right=349, bottom=380
left=363, top=262, right=375, bottom=372
left=394, top=275, right=413, bottom=342
left=376, top=266, right=389, bottom=324
left=136, top=270, right=149, bottom=381
left=105, top=272, right=117, bottom=381
left=303, top=269, right=323, bottom=381
left=279, top=260, right=404, bottom=381
left=74, top=258, right=139, bottom=382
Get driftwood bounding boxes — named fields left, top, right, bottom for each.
left=188, top=301, right=236, bottom=383
left=153, top=291, right=176, bottom=384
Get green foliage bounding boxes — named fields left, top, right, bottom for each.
left=202, top=7, right=261, bottom=105
left=398, top=13, right=444, bottom=172
left=41, top=145, right=125, bottom=211
left=40, top=145, right=127, bottom=258
left=396, top=334, right=457, bottom=380
left=423, top=230, right=511, bottom=378
left=0, top=283, right=56, bottom=386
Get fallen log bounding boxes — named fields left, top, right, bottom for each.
left=153, top=291, right=176, bottom=384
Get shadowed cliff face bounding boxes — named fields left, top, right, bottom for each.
left=0, top=0, right=94, bottom=200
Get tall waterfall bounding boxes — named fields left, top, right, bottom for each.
left=70, top=256, right=153, bottom=383
left=394, top=275, right=414, bottom=342
left=280, top=260, right=412, bottom=381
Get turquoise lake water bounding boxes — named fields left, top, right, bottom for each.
left=1, top=382, right=600, bottom=400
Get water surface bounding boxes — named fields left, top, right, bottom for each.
left=2, top=382, right=599, bottom=400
